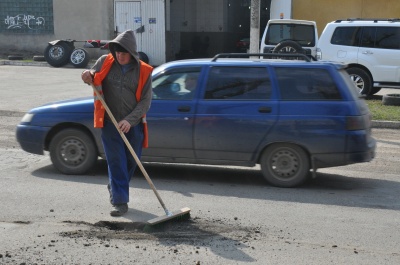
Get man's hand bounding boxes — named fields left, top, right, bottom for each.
left=118, top=120, right=131, bottom=133
left=81, top=70, right=94, bottom=85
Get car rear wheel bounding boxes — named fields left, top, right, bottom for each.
left=49, top=128, right=97, bottom=174
left=260, top=143, right=310, bottom=187
left=346, top=67, right=372, bottom=95
left=70, top=48, right=90, bottom=68
left=44, top=42, right=73, bottom=67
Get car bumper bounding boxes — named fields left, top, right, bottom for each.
left=16, top=124, right=50, bottom=155
left=313, top=137, right=376, bottom=168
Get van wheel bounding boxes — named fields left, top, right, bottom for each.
left=346, top=67, right=372, bottom=95
left=260, top=143, right=310, bottom=188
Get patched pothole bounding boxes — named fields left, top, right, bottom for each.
left=60, top=217, right=262, bottom=244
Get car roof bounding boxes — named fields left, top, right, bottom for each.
left=328, top=18, right=400, bottom=26
left=267, top=19, right=317, bottom=26
left=153, top=55, right=347, bottom=75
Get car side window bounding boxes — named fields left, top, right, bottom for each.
left=152, top=67, right=201, bottom=100
left=375, top=27, right=400, bottom=49
left=204, top=67, right=271, bottom=100
left=360, top=27, right=376, bottom=48
left=331, top=26, right=361, bottom=46
left=276, top=67, right=342, bottom=100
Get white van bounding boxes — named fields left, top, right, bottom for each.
left=260, top=19, right=318, bottom=59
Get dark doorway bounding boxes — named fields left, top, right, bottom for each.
left=174, top=0, right=271, bottom=60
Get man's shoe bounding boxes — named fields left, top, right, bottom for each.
left=110, top=203, right=128, bottom=217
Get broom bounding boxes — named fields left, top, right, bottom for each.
left=91, top=84, right=190, bottom=225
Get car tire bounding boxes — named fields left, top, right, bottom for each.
left=260, top=143, right=310, bottom=188
left=273, top=40, right=304, bottom=55
left=382, top=94, right=400, bottom=106
left=44, top=42, right=73, bottom=67
left=49, top=128, right=98, bottom=175
left=70, top=48, right=90, bottom=68
left=33, top=55, right=46, bottom=61
left=138, top=51, right=149, bottom=64
left=346, top=67, right=372, bottom=95
left=8, top=55, right=24, bottom=60
left=370, top=87, right=382, bottom=95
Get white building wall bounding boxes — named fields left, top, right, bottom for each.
left=0, top=0, right=114, bottom=59
left=270, top=0, right=292, bottom=19
left=141, top=0, right=166, bottom=65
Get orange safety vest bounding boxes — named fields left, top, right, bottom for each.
left=92, top=53, right=153, bottom=148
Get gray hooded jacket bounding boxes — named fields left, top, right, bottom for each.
left=92, top=30, right=152, bottom=127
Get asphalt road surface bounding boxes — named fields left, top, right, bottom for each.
left=0, top=65, right=399, bottom=264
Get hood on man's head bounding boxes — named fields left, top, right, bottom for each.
left=109, top=30, right=140, bottom=63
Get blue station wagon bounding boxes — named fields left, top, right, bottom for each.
left=16, top=54, right=376, bottom=187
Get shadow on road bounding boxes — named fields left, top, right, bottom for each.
left=31, top=160, right=400, bottom=211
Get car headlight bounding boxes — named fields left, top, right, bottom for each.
left=21, top=113, right=34, bottom=123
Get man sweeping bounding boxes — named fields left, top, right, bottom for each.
left=81, top=30, right=153, bottom=217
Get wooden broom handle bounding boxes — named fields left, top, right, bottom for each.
left=91, top=84, right=171, bottom=215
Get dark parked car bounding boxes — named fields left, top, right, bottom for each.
left=236, top=37, right=250, bottom=52
left=16, top=53, right=376, bottom=187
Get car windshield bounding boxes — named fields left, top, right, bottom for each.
left=265, top=24, right=315, bottom=46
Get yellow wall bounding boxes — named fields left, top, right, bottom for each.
left=293, top=0, right=400, bottom=35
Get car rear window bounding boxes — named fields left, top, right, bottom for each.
left=205, top=66, right=271, bottom=100
left=265, top=24, right=316, bottom=46
left=275, top=67, right=342, bottom=100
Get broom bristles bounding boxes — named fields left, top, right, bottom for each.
left=146, top=207, right=191, bottom=225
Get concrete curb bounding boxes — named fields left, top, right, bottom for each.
left=371, top=120, right=400, bottom=129
left=0, top=59, right=94, bottom=68
left=1, top=59, right=399, bottom=129
left=1, top=59, right=49, bottom=67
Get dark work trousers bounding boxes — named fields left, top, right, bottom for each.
left=101, top=120, right=144, bottom=205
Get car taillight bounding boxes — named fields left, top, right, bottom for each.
left=316, top=48, right=322, bottom=60
left=346, top=114, right=370, bottom=130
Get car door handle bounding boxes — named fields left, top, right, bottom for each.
left=362, top=51, right=373, bottom=55
left=258, top=106, right=272, bottom=113
left=177, top=106, right=191, bottom=112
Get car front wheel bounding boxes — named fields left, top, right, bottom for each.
left=260, top=143, right=310, bottom=187
left=49, top=128, right=97, bottom=174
